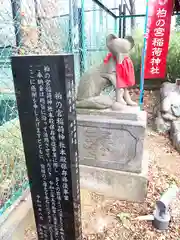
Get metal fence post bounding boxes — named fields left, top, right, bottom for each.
left=122, top=4, right=126, bottom=37
left=72, top=1, right=79, bottom=51
left=10, top=0, right=22, bottom=50
left=114, top=18, right=118, bottom=35
left=93, top=2, right=97, bottom=47
left=34, top=0, right=41, bottom=41
left=78, top=6, right=86, bottom=76
left=118, top=4, right=122, bottom=37
left=68, top=0, right=73, bottom=52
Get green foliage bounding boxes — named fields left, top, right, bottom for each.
left=175, top=15, right=180, bottom=27
left=0, top=93, right=18, bottom=125
left=166, top=31, right=180, bottom=81
left=130, top=29, right=144, bottom=82
left=0, top=119, right=26, bottom=213
left=130, top=29, right=180, bottom=83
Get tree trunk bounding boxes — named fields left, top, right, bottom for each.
left=129, top=0, right=136, bottom=31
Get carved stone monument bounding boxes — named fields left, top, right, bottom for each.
left=76, top=34, right=148, bottom=202
left=11, top=54, right=82, bottom=240
left=155, top=80, right=180, bottom=153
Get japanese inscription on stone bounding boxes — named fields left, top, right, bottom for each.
left=78, top=126, right=137, bottom=168
left=11, top=54, right=82, bottom=240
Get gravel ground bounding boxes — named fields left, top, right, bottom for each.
left=25, top=90, right=180, bottom=240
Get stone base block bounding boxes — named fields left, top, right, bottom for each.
left=77, top=107, right=146, bottom=121
left=79, top=151, right=149, bottom=202
left=77, top=110, right=147, bottom=173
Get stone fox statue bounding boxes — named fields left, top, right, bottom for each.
left=76, top=34, right=137, bottom=109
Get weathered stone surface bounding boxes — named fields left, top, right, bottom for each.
left=171, top=104, right=180, bottom=118
left=160, top=82, right=176, bottom=99
left=170, top=121, right=180, bottom=153
left=155, top=82, right=180, bottom=151
left=77, top=112, right=146, bottom=173
left=159, top=82, right=180, bottom=120
left=76, top=95, right=114, bottom=109
left=154, top=112, right=171, bottom=134
left=171, top=120, right=180, bottom=133
left=79, top=151, right=149, bottom=202
left=77, top=107, right=146, bottom=121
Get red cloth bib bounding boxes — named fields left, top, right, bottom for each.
left=104, top=53, right=135, bottom=89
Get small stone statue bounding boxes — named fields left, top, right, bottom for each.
left=155, top=81, right=180, bottom=131
left=76, top=34, right=137, bottom=110
left=155, top=80, right=180, bottom=152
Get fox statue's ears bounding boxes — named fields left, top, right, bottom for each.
left=106, top=34, right=135, bottom=50
left=124, top=35, right=135, bottom=49
left=106, top=34, right=118, bottom=49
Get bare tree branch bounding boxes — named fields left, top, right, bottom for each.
left=124, top=0, right=136, bottom=31
left=124, top=0, right=131, bottom=14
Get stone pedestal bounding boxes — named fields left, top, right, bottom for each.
left=77, top=108, right=149, bottom=202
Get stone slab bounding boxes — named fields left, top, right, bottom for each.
left=170, top=120, right=180, bottom=153
left=77, top=107, right=147, bottom=122
left=171, top=120, right=180, bottom=134
left=77, top=113, right=146, bottom=173
left=0, top=191, right=35, bottom=240
left=79, top=151, right=149, bottom=202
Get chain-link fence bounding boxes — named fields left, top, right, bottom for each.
left=0, top=0, right=119, bottom=216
